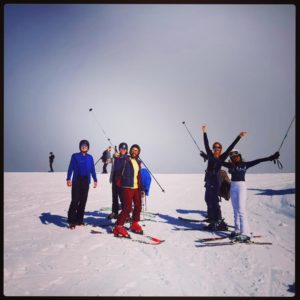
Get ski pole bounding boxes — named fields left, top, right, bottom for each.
left=182, top=121, right=202, bottom=153
left=94, top=157, right=102, bottom=166
left=273, top=115, right=295, bottom=170
left=89, top=108, right=114, bottom=147
left=139, top=156, right=165, bottom=193
left=278, top=115, right=295, bottom=152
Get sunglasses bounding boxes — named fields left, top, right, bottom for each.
left=213, top=145, right=222, bottom=149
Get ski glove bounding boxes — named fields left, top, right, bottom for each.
left=200, top=151, right=208, bottom=162
left=269, top=151, right=280, bottom=161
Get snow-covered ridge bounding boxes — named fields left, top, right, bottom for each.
left=4, top=173, right=295, bottom=296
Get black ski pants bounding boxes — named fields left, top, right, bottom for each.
left=68, top=176, right=89, bottom=224
left=112, top=183, right=124, bottom=215
left=204, top=182, right=222, bottom=222
left=102, top=163, right=108, bottom=173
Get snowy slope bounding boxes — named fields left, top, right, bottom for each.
left=4, top=172, right=295, bottom=296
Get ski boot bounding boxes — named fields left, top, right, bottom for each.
left=232, top=234, right=251, bottom=243
left=229, top=230, right=240, bottom=239
left=107, top=212, right=118, bottom=220
left=69, top=223, right=76, bottom=230
left=205, top=222, right=218, bottom=231
left=216, top=219, right=229, bottom=231
left=113, top=225, right=130, bottom=238
left=130, top=222, right=143, bottom=235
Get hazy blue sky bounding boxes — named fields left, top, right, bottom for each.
left=4, top=4, right=295, bottom=173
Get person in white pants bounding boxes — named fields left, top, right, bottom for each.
left=219, top=149, right=280, bottom=242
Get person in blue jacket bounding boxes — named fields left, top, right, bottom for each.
left=66, top=140, right=97, bottom=229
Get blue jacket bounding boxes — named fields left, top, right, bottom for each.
left=114, top=155, right=144, bottom=191
left=140, top=168, right=151, bottom=196
left=67, top=152, right=97, bottom=184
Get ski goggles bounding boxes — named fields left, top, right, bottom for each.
left=230, top=151, right=240, bottom=158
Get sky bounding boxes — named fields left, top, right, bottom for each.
left=4, top=4, right=295, bottom=173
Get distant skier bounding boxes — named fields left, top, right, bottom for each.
left=218, top=148, right=280, bottom=242
left=202, top=125, right=247, bottom=231
left=112, top=144, right=146, bottom=238
left=101, top=146, right=112, bottom=174
left=49, top=152, right=55, bottom=172
left=66, top=140, right=97, bottom=229
left=108, top=142, right=129, bottom=219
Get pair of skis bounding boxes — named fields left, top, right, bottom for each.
left=90, top=225, right=165, bottom=245
left=178, top=216, right=272, bottom=246
left=195, top=233, right=272, bottom=247
left=196, top=239, right=272, bottom=247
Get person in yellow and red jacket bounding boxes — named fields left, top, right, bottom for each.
left=112, top=144, right=145, bottom=238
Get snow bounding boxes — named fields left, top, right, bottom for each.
left=4, top=172, right=295, bottom=296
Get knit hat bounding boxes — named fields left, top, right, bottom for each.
left=79, top=139, right=90, bottom=150
left=130, top=144, right=141, bottom=155
left=119, top=142, right=128, bottom=151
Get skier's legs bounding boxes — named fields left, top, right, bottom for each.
left=76, top=177, right=89, bottom=223
left=68, top=180, right=80, bottom=224
left=132, top=188, right=142, bottom=222
left=230, top=182, right=241, bottom=232
left=103, top=163, right=108, bottom=173
left=205, top=188, right=214, bottom=219
left=115, top=188, right=133, bottom=226
left=111, top=183, right=119, bottom=215
left=236, top=182, right=251, bottom=236
left=208, top=187, right=222, bottom=222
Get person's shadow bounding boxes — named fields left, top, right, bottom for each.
left=39, top=211, right=112, bottom=228
left=248, top=188, right=295, bottom=196
left=155, top=208, right=208, bottom=231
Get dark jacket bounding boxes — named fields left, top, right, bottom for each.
left=220, top=153, right=278, bottom=181
left=110, top=154, right=127, bottom=184
left=203, top=132, right=241, bottom=187
left=114, top=155, right=144, bottom=191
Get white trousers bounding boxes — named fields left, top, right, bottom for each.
left=230, top=181, right=251, bottom=236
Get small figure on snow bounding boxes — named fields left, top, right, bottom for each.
left=101, top=146, right=112, bottom=174
left=66, top=140, right=97, bottom=229
left=49, top=152, right=55, bottom=172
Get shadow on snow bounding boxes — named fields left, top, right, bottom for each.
left=39, top=210, right=112, bottom=229
left=248, top=188, right=295, bottom=196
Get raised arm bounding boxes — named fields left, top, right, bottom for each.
left=202, top=125, right=212, bottom=155
left=244, top=151, right=280, bottom=169
left=221, top=131, right=247, bottom=160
